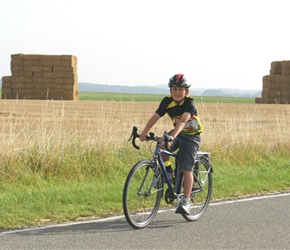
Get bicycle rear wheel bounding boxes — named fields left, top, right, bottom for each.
left=179, top=156, right=213, bottom=221
left=123, top=160, right=163, bottom=229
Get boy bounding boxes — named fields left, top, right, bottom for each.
left=139, top=73, right=203, bottom=215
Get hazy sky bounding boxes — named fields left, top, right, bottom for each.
left=1, top=0, right=290, bottom=90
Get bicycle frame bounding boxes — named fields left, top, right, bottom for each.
left=124, top=126, right=213, bottom=229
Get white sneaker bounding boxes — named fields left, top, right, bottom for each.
left=181, top=199, right=191, bottom=215
left=175, top=199, right=191, bottom=215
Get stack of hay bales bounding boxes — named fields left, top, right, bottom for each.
left=256, top=60, right=290, bottom=104
left=1, top=53, right=78, bottom=100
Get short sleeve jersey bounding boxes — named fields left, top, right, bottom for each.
left=155, top=94, right=203, bottom=135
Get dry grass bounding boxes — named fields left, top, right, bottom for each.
left=1, top=100, right=289, bottom=155
left=1, top=99, right=290, bottom=229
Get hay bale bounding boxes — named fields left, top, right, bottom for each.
left=4, top=53, right=78, bottom=100
left=11, top=54, right=23, bottom=60
left=270, top=61, right=282, bottom=75
left=43, top=72, right=53, bottom=78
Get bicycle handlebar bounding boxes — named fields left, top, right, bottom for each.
left=128, top=126, right=141, bottom=150
left=128, top=126, right=172, bottom=151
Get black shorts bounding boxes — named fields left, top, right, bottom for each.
left=170, top=132, right=201, bottom=171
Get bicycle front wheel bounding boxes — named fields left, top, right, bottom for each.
left=179, top=156, right=213, bottom=221
left=123, top=160, right=163, bottom=229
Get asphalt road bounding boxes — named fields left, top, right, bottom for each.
left=1, top=192, right=289, bottom=249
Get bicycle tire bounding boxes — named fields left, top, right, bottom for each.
left=178, top=156, right=213, bottom=221
left=123, top=160, right=163, bottom=229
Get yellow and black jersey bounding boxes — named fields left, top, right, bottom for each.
left=155, top=94, right=203, bottom=135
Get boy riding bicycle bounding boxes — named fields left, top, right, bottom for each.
left=139, top=73, right=203, bottom=215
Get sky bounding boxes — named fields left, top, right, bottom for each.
left=1, top=0, right=290, bottom=90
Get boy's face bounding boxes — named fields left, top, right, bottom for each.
left=171, top=86, right=188, bottom=102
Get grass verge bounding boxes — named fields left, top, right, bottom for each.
left=0, top=143, right=289, bottom=230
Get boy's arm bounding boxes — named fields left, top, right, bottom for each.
left=170, top=112, right=191, bottom=139
left=140, top=113, right=160, bottom=141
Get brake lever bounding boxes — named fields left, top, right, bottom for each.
left=128, top=126, right=140, bottom=150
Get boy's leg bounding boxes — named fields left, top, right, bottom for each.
left=183, top=169, right=193, bottom=198
left=175, top=134, right=201, bottom=215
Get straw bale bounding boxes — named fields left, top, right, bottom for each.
left=270, top=61, right=282, bottom=75
left=1, top=82, right=11, bottom=90
left=1, top=89, right=13, bottom=99
left=43, top=78, right=53, bottom=84
left=22, top=66, right=32, bottom=72
left=13, top=77, right=24, bottom=84
left=52, top=66, right=63, bottom=72
left=23, top=71, right=33, bottom=77
left=41, top=55, right=53, bottom=61
left=11, top=54, right=23, bottom=60
left=23, top=77, right=33, bottom=84
left=280, top=97, right=290, bottom=103
left=13, top=84, right=24, bottom=91
left=62, top=66, right=74, bottom=72
left=267, top=90, right=281, bottom=98
left=52, top=60, right=62, bottom=66
left=281, top=60, right=290, bottom=68
left=261, top=91, right=269, bottom=99
left=51, top=72, right=63, bottom=78
left=32, top=61, right=42, bottom=67
left=12, top=89, right=25, bottom=99
left=53, top=86, right=64, bottom=92
left=43, top=83, right=54, bottom=89
left=4, top=53, right=78, bottom=100
left=2, top=76, right=13, bottom=83
left=63, top=84, right=74, bottom=90
left=21, top=54, right=31, bottom=61
left=10, top=65, right=23, bottom=77
left=52, top=55, right=63, bottom=61
left=33, top=82, right=43, bottom=90
left=10, top=65, right=22, bottom=73
left=31, top=54, right=42, bottom=61
left=283, top=77, right=290, bottom=85
left=33, top=72, right=43, bottom=78
left=53, top=78, right=64, bottom=84
left=64, top=78, right=75, bottom=85
left=30, top=66, right=42, bottom=72
left=34, top=78, right=43, bottom=84
left=282, top=68, right=290, bottom=75
left=22, top=61, right=33, bottom=66
left=42, top=66, right=53, bottom=72
left=61, top=55, right=74, bottom=61
left=1, top=87, right=12, bottom=92
left=42, top=61, right=53, bottom=67
left=43, top=72, right=53, bottom=78
left=62, top=72, right=74, bottom=78
left=255, top=97, right=262, bottom=103
left=62, top=60, right=77, bottom=67
left=275, top=75, right=284, bottom=84
left=10, top=59, right=22, bottom=66
left=262, top=75, right=275, bottom=90
left=265, top=97, right=277, bottom=104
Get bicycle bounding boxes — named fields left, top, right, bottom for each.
left=123, top=126, right=213, bottom=229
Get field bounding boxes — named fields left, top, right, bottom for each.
left=0, top=97, right=290, bottom=229
left=1, top=98, right=288, bottom=156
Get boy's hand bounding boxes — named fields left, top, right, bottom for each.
left=140, top=132, right=147, bottom=142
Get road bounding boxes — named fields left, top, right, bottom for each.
left=1, top=192, right=289, bottom=249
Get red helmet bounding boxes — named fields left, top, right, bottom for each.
left=168, top=73, right=190, bottom=88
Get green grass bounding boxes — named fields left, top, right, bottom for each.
left=79, top=92, right=255, bottom=103
left=0, top=90, right=255, bottom=103
left=0, top=141, right=289, bottom=230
